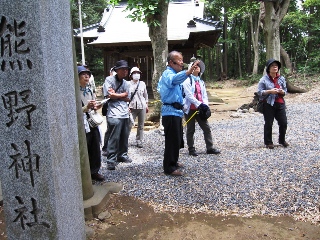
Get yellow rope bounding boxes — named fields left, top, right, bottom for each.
left=147, top=100, right=197, bottom=127
left=148, top=100, right=161, bottom=104
left=183, top=110, right=198, bottom=127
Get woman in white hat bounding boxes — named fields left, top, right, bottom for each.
left=128, top=67, right=148, bottom=148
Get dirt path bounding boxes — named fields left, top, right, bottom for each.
left=207, top=86, right=254, bottom=121
left=89, top=195, right=320, bottom=240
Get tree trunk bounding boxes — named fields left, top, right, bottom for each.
left=236, top=37, right=242, bottom=78
left=263, top=1, right=281, bottom=60
left=280, top=44, right=293, bottom=74
left=222, top=9, right=228, bottom=77
left=234, top=19, right=242, bottom=78
left=260, top=0, right=305, bottom=94
left=147, top=0, right=168, bottom=121
left=246, top=20, right=252, bottom=74
left=286, top=80, right=306, bottom=93
left=202, top=48, right=206, bottom=80
left=307, top=6, right=315, bottom=53
left=261, top=0, right=290, bottom=60
left=216, top=44, right=221, bottom=80
left=208, top=47, right=213, bottom=81
left=251, top=3, right=263, bottom=75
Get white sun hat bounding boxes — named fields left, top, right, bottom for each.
left=130, top=67, right=142, bottom=76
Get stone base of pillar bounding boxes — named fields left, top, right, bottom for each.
left=83, top=182, right=123, bottom=220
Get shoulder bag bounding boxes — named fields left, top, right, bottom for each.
left=87, top=110, right=104, bottom=128
left=81, top=91, right=104, bottom=128
left=257, top=94, right=269, bottom=113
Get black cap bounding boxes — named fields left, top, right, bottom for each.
left=113, top=60, right=129, bottom=70
left=266, top=59, right=281, bottom=73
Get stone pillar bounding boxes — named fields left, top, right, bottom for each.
left=0, top=1, right=86, bottom=239
left=72, top=34, right=94, bottom=202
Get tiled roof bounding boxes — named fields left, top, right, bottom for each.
left=74, top=1, right=221, bottom=45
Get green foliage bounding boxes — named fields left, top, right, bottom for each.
left=203, top=0, right=320, bottom=78
left=212, top=83, right=223, bottom=89
left=242, top=74, right=260, bottom=86
left=70, top=0, right=108, bottom=28
left=71, top=0, right=320, bottom=83
left=281, top=11, right=308, bottom=60
left=303, top=0, right=320, bottom=7
left=70, top=0, right=108, bottom=82
left=204, top=0, right=260, bottom=20
left=281, top=0, right=320, bottom=74
left=297, top=54, right=320, bottom=75
left=108, top=0, right=168, bottom=27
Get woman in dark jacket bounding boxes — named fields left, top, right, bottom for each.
left=257, top=59, right=289, bottom=149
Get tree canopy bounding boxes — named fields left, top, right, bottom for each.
left=203, top=0, right=319, bottom=79
left=70, top=0, right=320, bottom=83
left=70, top=0, right=108, bottom=84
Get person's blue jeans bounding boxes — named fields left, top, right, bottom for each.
left=106, top=117, right=130, bottom=164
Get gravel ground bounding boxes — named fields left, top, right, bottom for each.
left=100, top=88, right=320, bottom=225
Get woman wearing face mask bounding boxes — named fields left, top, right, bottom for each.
left=128, top=67, right=149, bottom=148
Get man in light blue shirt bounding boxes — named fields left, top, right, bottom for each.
left=157, top=51, right=199, bottom=176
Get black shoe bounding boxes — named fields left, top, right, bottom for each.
left=167, top=169, right=183, bottom=176
left=207, top=148, right=221, bottom=154
left=117, top=157, right=132, bottom=163
left=189, top=151, right=198, bottom=156
left=266, top=144, right=274, bottom=149
left=91, top=173, right=105, bottom=181
left=107, top=162, right=116, bottom=170
left=177, top=162, right=184, bottom=168
left=279, top=141, right=289, bottom=147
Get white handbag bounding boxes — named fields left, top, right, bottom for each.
left=87, top=110, right=104, bottom=128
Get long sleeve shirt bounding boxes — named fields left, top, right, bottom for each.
left=157, top=66, right=189, bottom=117
left=183, top=75, right=208, bottom=114
left=257, top=74, right=287, bottom=106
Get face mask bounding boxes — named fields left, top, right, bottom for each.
left=132, top=73, right=140, bottom=81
